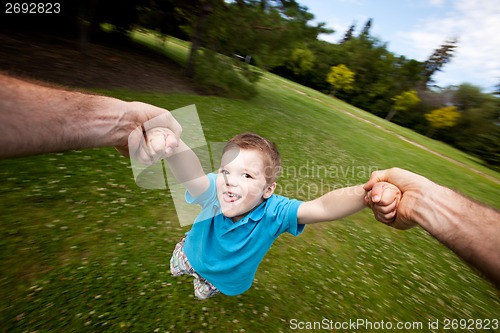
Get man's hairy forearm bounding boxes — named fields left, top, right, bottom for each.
left=0, top=74, right=128, bottom=158
left=414, top=185, right=500, bottom=287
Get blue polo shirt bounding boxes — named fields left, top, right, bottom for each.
left=183, top=173, right=304, bottom=296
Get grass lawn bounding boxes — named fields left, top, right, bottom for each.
left=1, top=33, right=499, bottom=332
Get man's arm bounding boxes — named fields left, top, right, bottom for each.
left=364, top=168, right=500, bottom=288
left=0, top=73, right=181, bottom=158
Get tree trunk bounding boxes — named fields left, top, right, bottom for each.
left=385, top=108, right=397, bottom=122
left=77, top=0, right=97, bottom=55
left=77, top=19, right=90, bottom=54
left=186, top=6, right=211, bottom=78
left=426, top=127, right=437, bottom=137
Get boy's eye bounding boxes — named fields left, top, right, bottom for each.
left=220, top=169, right=229, bottom=175
left=243, top=173, right=253, bottom=179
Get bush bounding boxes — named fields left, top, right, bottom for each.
left=194, top=50, right=261, bottom=99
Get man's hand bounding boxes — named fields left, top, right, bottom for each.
left=363, top=168, right=434, bottom=230
left=114, top=101, right=182, bottom=162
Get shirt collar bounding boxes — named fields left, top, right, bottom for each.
left=223, top=198, right=268, bottom=229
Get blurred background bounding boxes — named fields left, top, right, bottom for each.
left=1, top=1, right=499, bottom=332
left=2, top=0, right=498, bottom=167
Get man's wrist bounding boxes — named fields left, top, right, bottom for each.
left=87, top=96, right=132, bottom=149
left=412, top=183, right=459, bottom=236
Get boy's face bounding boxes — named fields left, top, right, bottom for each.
left=216, top=148, right=275, bottom=222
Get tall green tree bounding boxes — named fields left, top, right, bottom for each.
left=173, top=0, right=328, bottom=95
left=359, top=18, right=372, bottom=39
left=422, top=38, right=458, bottom=87
left=337, top=34, right=399, bottom=115
left=207, top=0, right=328, bottom=70
left=341, top=23, right=356, bottom=43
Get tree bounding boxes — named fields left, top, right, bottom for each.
left=494, top=82, right=500, bottom=96
left=137, top=0, right=188, bottom=40
left=181, top=0, right=327, bottom=76
left=445, top=84, right=500, bottom=166
left=341, top=23, right=356, bottom=43
left=176, top=0, right=224, bottom=78
left=336, top=33, right=399, bottom=116
left=359, top=18, right=372, bottom=39
left=326, top=64, right=355, bottom=96
left=452, top=83, right=486, bottom=111
left=170, top=0, right=328, bottom=96
left=422, top=38, right=458, bottom=87
left=286, top=47, right=316, bottom=75
left=425, top=105, right=460, bottom=137
left=385, top=90, right=420, bottom=121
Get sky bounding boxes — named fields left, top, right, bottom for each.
left=300, top=0, right=500, bottom=92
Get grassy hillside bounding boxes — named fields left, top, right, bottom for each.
left=0, top=34, right=499, bottom=332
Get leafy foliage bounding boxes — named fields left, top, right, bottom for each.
left=386, top=90, right=421, bottom=121
left=393, top=90, right=421, bottom=111
left=286, top=47, right=316, bottom=75
left=194, top=50, right=261, bottom=99
left=443, top=84, right=500, bottom=167
left=326, top=64, right=355, bottom=95
left=425, top=106, right=460, bottom=130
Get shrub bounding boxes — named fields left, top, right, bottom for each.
left=194, top=50, right=261, bottom=99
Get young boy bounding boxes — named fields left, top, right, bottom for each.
left=166, top=132, right=400, bottom=299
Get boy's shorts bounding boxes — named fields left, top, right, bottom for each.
left=169, top=237, right=220, bottom=300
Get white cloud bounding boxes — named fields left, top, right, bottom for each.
left=428, top=0, right=446, bottom=7
left=403, top=0, right=500, bottom=89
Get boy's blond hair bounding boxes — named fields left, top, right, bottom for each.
left=223, top=133, right=281, bottom=184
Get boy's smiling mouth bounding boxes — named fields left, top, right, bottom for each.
left=223, top=191, right=242, bottom=202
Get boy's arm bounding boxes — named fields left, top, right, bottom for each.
left=164, top=139, right=210, bottom=198
left=297, top=185, right=367, bottom=224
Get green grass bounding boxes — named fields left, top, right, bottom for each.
left=1, top=33, right=499, bottom=332
left=131, top=30, right=190, bottom=66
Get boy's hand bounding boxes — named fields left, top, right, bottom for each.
left=365, top=182, right=401, bottom=225
left=128, top=125, right=179, bottom=164
left=147, top=127, right=178, bottom=159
